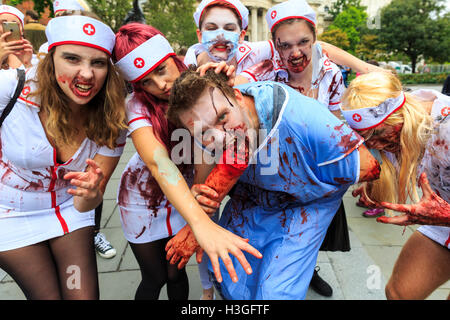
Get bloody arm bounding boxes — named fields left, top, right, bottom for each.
left=377, top=173, right=450, bottom=227
left=166, top=138, right=250, bottom=269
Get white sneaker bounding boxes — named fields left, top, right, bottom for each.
left=94, top=232, right=116, bottom=259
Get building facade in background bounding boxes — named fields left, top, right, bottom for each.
left=241, top=0, right=393, bottom=41
left=3, top=0, right=392, bottom=40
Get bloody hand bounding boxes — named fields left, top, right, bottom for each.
left=165, top=224, right=203, bottom=269
left=352, top=184, right=380, bottom=208
left=377, top=173, right=450, bottom=227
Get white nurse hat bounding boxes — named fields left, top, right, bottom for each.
left=53, top=0, right=86, bottom=14
left=0, top=5, right=25, bottom=26
left=341, top=92, right=406, bottom=131
left=115, top=34, right=176, bottom=83
left=45, top=15, right=115, bottom=56
left=266, top=0, right=316, bottom=32
left=194, top=0, right=249, bottom=30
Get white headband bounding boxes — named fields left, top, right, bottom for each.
left=0, top=5, right=24, bottom=26
left=341, top=92, right=406, bottom=131
left=53, top=0, right=85, bottom=14
left=266, top=0, right=316, bottom=32
left=46, top=16, right=115, bottom=56
left=115, top=34, right=176, bottom=83
left=194, top=0, right=249, bottom=29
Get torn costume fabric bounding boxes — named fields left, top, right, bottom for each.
left=210, top=81, right=363, bottom=299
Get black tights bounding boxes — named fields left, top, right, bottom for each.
left=0, top=227, right=98, bottom=300
left=130, top=237, right=189, bottom=300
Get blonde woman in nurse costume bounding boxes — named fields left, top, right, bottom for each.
left=341, top=72, right=450, bottom=299
left=113, top=23, right=261, bottom=300
left=0, top=14, right=127, bottom=299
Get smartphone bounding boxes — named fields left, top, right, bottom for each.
left=2, top=22, right=22, bottom=42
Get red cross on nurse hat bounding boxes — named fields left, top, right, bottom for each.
left=45, top=15, right=115, bottom=56
left=266, top=0, right=316, bottom=32
left=115, top=34, right=175, bottom=83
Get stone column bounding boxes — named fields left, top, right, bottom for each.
left=251, top=6, right=258, bottom=42
left=262, top=9, right=269, bottom=41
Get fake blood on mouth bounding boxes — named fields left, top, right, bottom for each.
left=204, top=136, right=250, bottom=202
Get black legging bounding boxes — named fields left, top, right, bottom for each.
left=0, top=226, right=99, bottom=300
left=130, top=237, right=189, bottom=300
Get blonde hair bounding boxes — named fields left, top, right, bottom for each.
left=342, top=72, right=433, bottom=204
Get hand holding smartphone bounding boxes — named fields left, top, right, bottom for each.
left=2, top=22, right=22, bottom=42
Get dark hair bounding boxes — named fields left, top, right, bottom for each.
left=26, top=10, right=39, bottom=21
left=271, top=18, right=316, bottom=42
left=168, top=66, right=235, bottom=128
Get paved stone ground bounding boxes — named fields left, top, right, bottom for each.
left=1, top=84, right=448, bottom=300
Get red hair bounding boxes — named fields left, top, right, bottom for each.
left=113, top=23, right=187, bottom=151
left=113, top=23, right=190, bottom=208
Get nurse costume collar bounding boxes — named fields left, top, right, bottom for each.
left=194, top=0, right=249, bottom=29
left=45, top=15, right=115, bottom=56
left=266, top=0, right=316, bottom=32
left=0, top=5, right=25, bottom=26
left=114, top=34, right=175, bottom=83
left=341, top=92, right=406, bottom=131
left=53, top=0, right=87, bottom=14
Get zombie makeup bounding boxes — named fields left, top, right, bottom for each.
left=179, top=86, right=250, bottom=153
left=199, top=6, right=243, bottom=63
left=53, top=45, right=108, bottom=107
left=274, top=20, right=314, bottom=75
left=201, top=29, right=240, bottom=63
left=360, top=123, right=403, bottom=153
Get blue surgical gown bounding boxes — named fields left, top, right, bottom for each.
left=211, top=81, right=363, bottom=300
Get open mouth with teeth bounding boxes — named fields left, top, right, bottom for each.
left=212, top=42, right=232, bottom=53
left=287, top=55, right=310, bottom=73
left=72, top=82, right=94, bottom=98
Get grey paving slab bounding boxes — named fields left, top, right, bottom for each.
left=96, top=227, right=129, bottom=273
left=347, top=217, right=414, bottom=246
left=305, top=262, right=345, bottom=300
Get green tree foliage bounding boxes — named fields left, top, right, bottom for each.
left=7, top=0, right=53, bottom=16
left=328, top=0, right=367, bottom=20
left=327, top=6, right=368, bottom=54
left=143, top=0, right=197, bottom=51
left=378, top=0, right=449, bottom=73
left=318, top=28, right=350, bottom=51
left=355, top=34, right=388, bottom=61
left=86, top=0, right=132, bottom=32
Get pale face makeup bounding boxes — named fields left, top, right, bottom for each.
left=197, top=6, right=245, bottom=62
left=139, top=57, right=181, bottom=101
left=274, top=19, right=315, bottom=74
left=53, top=44, right=109, bottom=108
left=179, top=86, right=251, bottom=152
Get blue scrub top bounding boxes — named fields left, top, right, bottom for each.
left=212, top=81, right=363, bottom=300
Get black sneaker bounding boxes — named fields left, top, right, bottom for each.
left=310, top=266, right=333, bottom=297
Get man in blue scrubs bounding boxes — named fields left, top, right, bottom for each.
left=167, top=69, right=380, bottom=299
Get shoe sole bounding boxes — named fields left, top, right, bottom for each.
left=96, top=250, right=117, bottom=259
